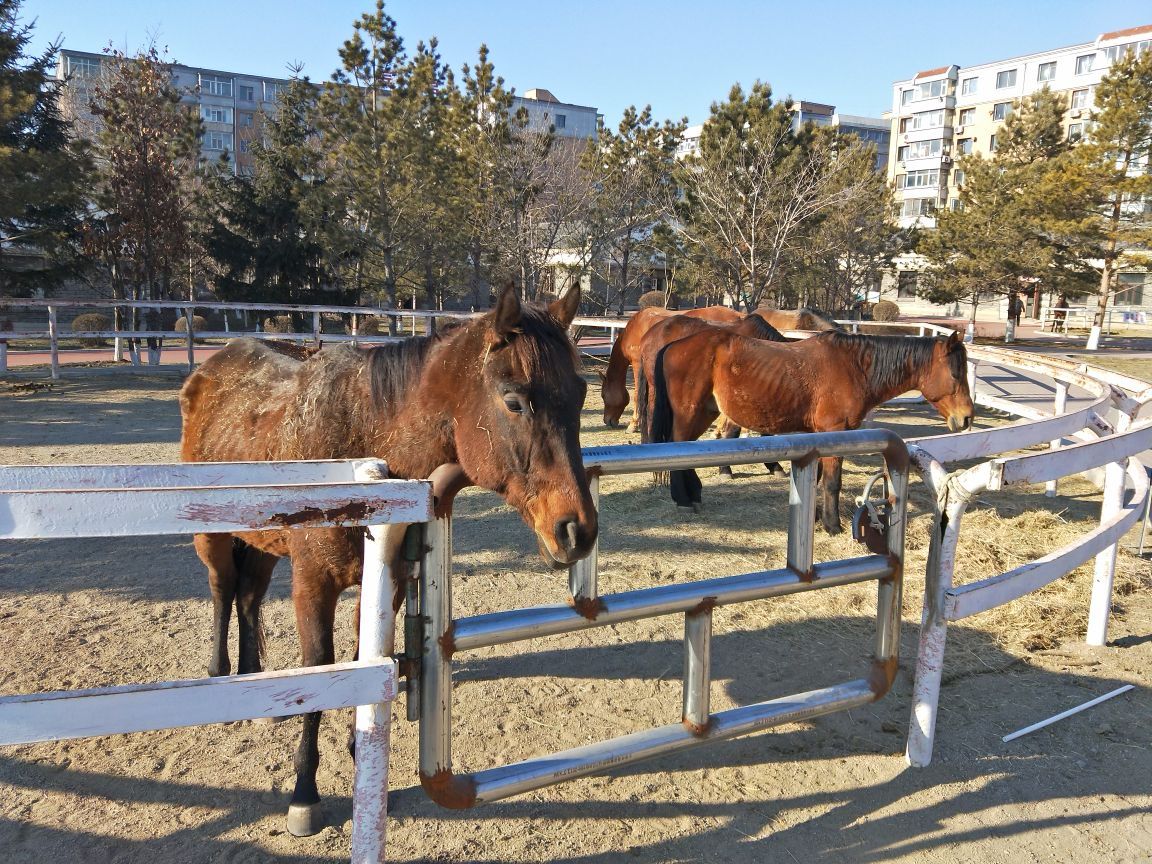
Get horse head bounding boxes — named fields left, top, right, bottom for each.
left=922, top=330, right=974, bottom=432
left=601, top=367, right=628, bottom=428
left=450, top=284, right=598, bottom=568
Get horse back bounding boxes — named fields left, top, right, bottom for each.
left=180, top=338, right=304, bottom=464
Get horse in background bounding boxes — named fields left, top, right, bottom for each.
left=648, top=329, right=973, bottom=531
left=632, top=312, right=789, bottom=477
left=179, top=284, right=596, bottom=836
left=754, top=307, right=843, bottom=333
left=599, top=305, right=742, bottom=430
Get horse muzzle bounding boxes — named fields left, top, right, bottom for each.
left=947, top=413, right=973, bottom=432
left=536, top=514, right=598, bottom=569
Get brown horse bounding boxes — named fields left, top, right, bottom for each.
left=754, top=307, right=843, bottom=332
left=648, top=329, right=973, bottom=532
left=633, top=312, right=789, bottom=477
left=179, top=285, right=596, bottom=835
left=600, top=305, right=742, bottom=430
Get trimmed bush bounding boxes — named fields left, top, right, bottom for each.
left=71, top=312, right=112, bottom=346
left=174, top=315, right=207, bottom=333
left=872, top=300, right=900, bottom=322
left=262, top=315, right=294, bottom=334
left=638, top=290, right=667, bottom=309
left=349, top=316, right=383, bottom=336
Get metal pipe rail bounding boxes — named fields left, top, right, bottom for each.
left=415, top=430, right=909, bottom=809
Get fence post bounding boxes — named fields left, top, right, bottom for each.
left=1086, top=414, right=1131, bottom=646
left=48, top=305, right=59, bottom=381
left=569, top=474, right=599, bottom=602
left=1045, top=380, right=1069, bottom=497
left=312, top=311, right=322, bottom=349
left=185, top=308, right=195, bottom=373
left=419, top=512, right=454, bottom=786
left=350, top=460, right=396, bottom=864
left=0, top=338, right=7, bottom=375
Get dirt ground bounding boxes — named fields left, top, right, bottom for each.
left=1, top=367, right=1150, bottom=864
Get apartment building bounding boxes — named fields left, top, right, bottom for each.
left=56, top=51, right=599, bottom=175
left=56, top=49, right=292, bottom=174
left=676, top=101, right=891, bottom=170
left=885, top=24, right=1151, bottom=318
left=889, top=24, right=1151, bottom=231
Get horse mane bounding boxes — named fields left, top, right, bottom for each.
left=738, top=314, right=787, bottom=342
left=818, top=331, right=958, bottom=394
left=366, top=334, right=443, bottom=413
left=798, top=308, right=843, bottom=331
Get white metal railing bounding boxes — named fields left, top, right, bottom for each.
left=0, top=458, right=434, bottom=864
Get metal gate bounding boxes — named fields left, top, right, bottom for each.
left=403, top=429, right=910, bottom=808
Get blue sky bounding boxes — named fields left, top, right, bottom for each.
left=21, top=0, right=1145, bottom=126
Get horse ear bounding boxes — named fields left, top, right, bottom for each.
left=491, top=282, right=522, bottom=341
left=947, top=329, right=961, bottom=346
left=548, top=285, right=581, bottom=329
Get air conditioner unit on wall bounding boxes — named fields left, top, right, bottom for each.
left=941, top=155, right=952, bottom=164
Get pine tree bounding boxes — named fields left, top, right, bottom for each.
left=0, top=0, right=92, bottom=297
left=1076, top=48, right=1152, bottom=348
left=202, top=76, right=334, bottom=317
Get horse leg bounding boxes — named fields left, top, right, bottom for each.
left=287, top=578, right=339, bottom=837
left=819, top=455, right=844, bottom=535
left=715, top=418, right=740, bottom=478
left=194, top=533, right=237, bottom=678
left=626, top=358, right=642, bottom=432
left=235, top=545, right=279, bottom=675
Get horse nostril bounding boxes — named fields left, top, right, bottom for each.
left=556, top=518, right=580, bottom=553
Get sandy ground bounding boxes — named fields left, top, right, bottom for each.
left=1, top=368, right=1150, bottom=864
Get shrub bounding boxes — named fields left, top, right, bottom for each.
left=348, top=316, right=383, bottom=336
left=262, top=315, right=295, bottom=334
left=638, top=290, right=667, bottom=309
left=173, top=315, right=207, bottom=333
left=71, top=312, right=112, bottom=346
left=872, top=300, right=900, bottom=322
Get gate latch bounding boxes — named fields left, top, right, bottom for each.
left=852, top=471, right=891, bottom=555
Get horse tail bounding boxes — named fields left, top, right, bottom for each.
left=231, top=539, right=267, bottom=667
left=645, top=346, right=677, bottom=486
left=635, top=357, right=650, bottom=440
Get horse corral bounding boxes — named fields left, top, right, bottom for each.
left=1, top=329, right=1151, bottom=862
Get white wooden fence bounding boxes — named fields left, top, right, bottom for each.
left=0, top=459, right=434, bottom=864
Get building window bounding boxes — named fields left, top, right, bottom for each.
left=555, top=114, right=566, bottom=129
left=901, top=169, right=940, bottom=189
left=239, top=112, right=254, bottom=128
left=1116, top=273, right=1146, bottom=305
left=200, top=74, right=233, bottom=97
left=238, top=84, right=255, bottom=101
left=960, top=76, right=978, bottom=96
left=901, top=89, right=914, bottom=105
left=1070, top=88, right=1090, bottom=110
left=1075, top=54, right=1095, bottom=75
left=995, top=69, right=1017, bottom=89
left=200, top=105, right=233, bottom=124
left=901, top=198, right=937, bottom=219
left=953, top=169, right=966, bottom=186
left=901, top=139, right=942, bottom=161
left=264, top=82, right=283, bottom=101
left=949, top=198, right=963, bottom=211
left=992, top=102, right=1012, bottom=121
left=238, top=139, right=250, bottom=154
left=957, top=108, right=975, bottom=126
left=1037, top=61, right=1057, bottom=82
left=1068, top=123, right=1083, bottom=141
left=897, top=271, right=920, bottom=298
left=204, top=131, right=233, bottom=151
left=913, top=79, right=947, bottom=100
left=989, top=134, right=998, bottom=152
left=67, top=56, right=101, bottom=78
left=958, top=138, right=974, bottom=155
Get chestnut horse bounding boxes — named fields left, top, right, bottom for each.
left=648, top=329, right=973, bottom=531
left=632, top=312, right=789, bottom=477
left=179, top=285, right=596, bottom=835
left=600, top=305, right=741, bottom=430
left=754, top=307, right=842, bottom=333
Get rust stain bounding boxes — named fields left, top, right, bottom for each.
left=568, top=595, right=607, bottom=621
left=681, top=716, right=714, bottom=737
left=438, top=623, right=457, bottom=658
left=787, top=564, right=816, bottom=583
left=867, top=656, right=899, bottom=698
left=687, top=596, right=718, bottom=616
left=269, top=501, right=376, bottom=527
left=420, top=768, right=478, bottom=810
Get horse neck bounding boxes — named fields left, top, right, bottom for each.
left=604, top=336, right=629, bottom=386
left=845, top=336, right=935, bottom=411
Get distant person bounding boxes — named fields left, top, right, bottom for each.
left=1052, top=294, right=1069, bottom=331
left=1008, top=294, right=1023, bottom=327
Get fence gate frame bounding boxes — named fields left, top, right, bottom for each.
left=408, top=430, right=910, bottom=808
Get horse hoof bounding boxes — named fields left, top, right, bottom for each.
left=287, top=803, right=325, bottom=837
left=825, top=523, right=843, bottom=536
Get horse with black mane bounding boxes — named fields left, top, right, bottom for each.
left=179, top=284, right=597, bottom=835
left=646, top=329, right=973, bottom=532
left=753, top=307, right=843, bottom=333
left=599, top=305, right=742, bottom=430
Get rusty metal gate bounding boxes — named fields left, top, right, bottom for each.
left=405, top=429, right=909, bottom=808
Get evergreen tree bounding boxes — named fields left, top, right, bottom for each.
left=202, top=76, right=334, bottom=314
left=1076, top=47, right=1152, bottom=348
left=585, top=106, right=686, bottom=314
left=0, top=0, right=92, bottom=297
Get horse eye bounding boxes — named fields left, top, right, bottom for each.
left=503, top=395, right=525, bottom=414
